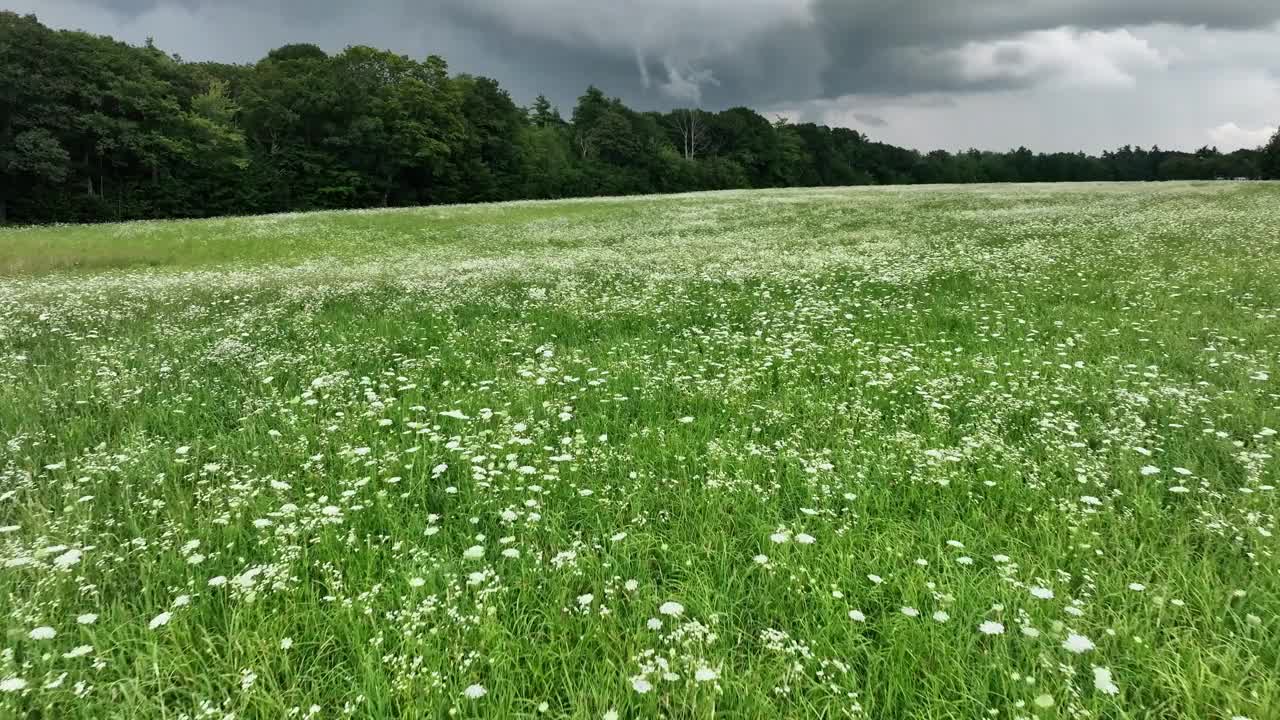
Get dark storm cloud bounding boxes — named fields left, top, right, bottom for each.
left=852, top=113, right=888, bottom=128
left=420, top=0, right=826, bottom=109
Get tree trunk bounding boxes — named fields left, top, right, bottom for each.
left=0, top=197, right=7, bottom=225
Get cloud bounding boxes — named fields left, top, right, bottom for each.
left=445, top=0, right=811, bottom=57
left=852, top=113, right=888, bottom=128
left=809, top=0, right=1280, bottom=96
left=435, top=0, right=811, bottom=104
left=773, top=56, right=1280, bottom=154
left=27, top=0, right=1280, bottom=102
left=947, top=29, right=1167, bottom=89
left=658, top=60, right=720, bottom=103
left=1208, top=122, right=1277, bottom=149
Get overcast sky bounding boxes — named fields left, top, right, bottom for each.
left=11, top=0, right=1280, bottom=152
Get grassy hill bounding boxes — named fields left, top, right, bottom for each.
left=1, top=182, right=1277, bottom=718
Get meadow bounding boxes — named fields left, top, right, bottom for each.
left=1, top=182, right=1277, bottom=719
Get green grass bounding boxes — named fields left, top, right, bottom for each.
left=1, top=182, right=1278, bottom=719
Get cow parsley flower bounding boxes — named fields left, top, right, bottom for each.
left=52, top=548, right=82, bottom=569
left=1062, top=633, right=1095, bottom=653
left=1092, top=666, right=1119, bottom=695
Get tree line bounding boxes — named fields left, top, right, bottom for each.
left=3, top=11, right=1279, bottom=225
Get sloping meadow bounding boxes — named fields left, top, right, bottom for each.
left=1, top=183, right=1278, bottom=718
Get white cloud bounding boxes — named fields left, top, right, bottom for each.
left=1208, top=122, right=1276, bottom=149
left=950, top=28, right=1168, bottom=89
left=773, top=23, right=1280, bottom=152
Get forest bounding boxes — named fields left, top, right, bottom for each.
left=3, top=11, right=1279, bottom=225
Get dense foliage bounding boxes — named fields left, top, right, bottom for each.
left=2, top=11, right=1276, bottom=224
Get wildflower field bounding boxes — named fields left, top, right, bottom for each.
left=2, top=182, right=1278, bottom=719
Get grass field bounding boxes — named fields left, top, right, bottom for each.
left=1, top=182, right=1278, bottom=719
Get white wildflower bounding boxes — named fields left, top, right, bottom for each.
left=52, top=548, right=82, bottom=569
left=1092, top=666, right=1119, bottom=695
left=978, top=621, right=1005, bottom=635
left=1062, top=633, right=1096, bottom=653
